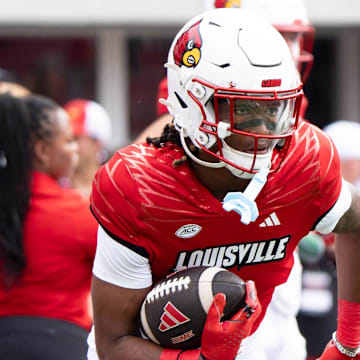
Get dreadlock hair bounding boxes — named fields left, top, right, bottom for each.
left=0, top=94, right=59, bottom=288
left=146, top=120, right=198, bottom=167
left=22, top=94, right=59, bottom=146
left=0, top=93, right=32, bottom=288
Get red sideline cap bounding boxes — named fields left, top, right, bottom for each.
left=64, top=99, right=112, bottom=145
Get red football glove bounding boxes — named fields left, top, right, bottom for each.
left=199, top=280, right=261, bottom=360
left=317, top=339, right=360, bottom=360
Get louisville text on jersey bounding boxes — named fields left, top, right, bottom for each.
left=173, top=236, right=290, bottom=271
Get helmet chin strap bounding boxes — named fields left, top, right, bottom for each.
left=180, top=127, right=269, bottom=183
left=180, top=127, right=269, bottom=224
left=221, top=140, right=273, bottom=180
left=222, top=167, right=269, bottom=225
left=180, top=127, right=269, bottom=225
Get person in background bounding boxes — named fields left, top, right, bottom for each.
left=88, top=8, right=360, bottom=360
left=322, top=121, right=360, bottom=260
left=0, top=93, right=98, bottom=360
left=323, top=120, right=360, bottom=188
left=64, top=99, right=112, bottom=198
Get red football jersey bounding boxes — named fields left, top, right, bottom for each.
left=91, top=120, right=343, bottom=331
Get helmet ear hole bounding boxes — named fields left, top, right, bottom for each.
left=191, top=84, right=206, bottom=99
left=194, top=129, right=217, bottom=149
left=195, top=130, right=210, bottom=146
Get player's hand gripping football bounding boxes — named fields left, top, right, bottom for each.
left=199, top=280, right=261, bottom=360
left=317, top=338, right=360, bottom=360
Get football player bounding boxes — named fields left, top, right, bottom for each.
left=135, top=2, right=314, bottom=357
left=324, top=120, right=360, bottom=189
left=88, top=8, right=360, bottom=360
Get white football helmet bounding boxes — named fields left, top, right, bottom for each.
left=165, top=8, right=303, bottom=179
left=204, top=0, right=315, bottom=83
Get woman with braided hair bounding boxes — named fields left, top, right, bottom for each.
left=0, top=93, right=98, bottom=360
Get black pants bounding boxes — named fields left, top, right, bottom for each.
left=0, top=316, right=89, bottom=360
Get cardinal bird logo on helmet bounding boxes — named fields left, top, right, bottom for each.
left=173, top=20, right=203, bottom=68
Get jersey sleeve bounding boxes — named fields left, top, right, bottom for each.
left=315, top=178, right=352, bottom=234
left=312, top=126, right=351, bottom=233
left=93, top=226, right=152, bottom=288
left=90, top=151, right=148, bottom=257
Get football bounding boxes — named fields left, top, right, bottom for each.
left=139, top=266, right=246, bottom=349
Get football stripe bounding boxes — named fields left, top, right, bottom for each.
left=165, top=302, right=190, bottom=323
left=140, top=301, right=160, bottom=344
left=198, top=267, right=227, bottom=313
left=160, top=313, right=177, bottom=328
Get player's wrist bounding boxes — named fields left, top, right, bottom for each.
left=337, top=298, right=360, bottom=351
left=332, top=332, right=360, bottom=358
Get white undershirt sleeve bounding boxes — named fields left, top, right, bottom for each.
left=315, top=178, right=352, bottom=234
left=92, top=225, right=152, bottom=289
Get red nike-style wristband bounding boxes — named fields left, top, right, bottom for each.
left=337, top=299, right=360, bottom=349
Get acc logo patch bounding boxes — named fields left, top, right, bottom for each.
left=175, top=224, right=202, bottom=239
left=173, top=20, right=203, bottom=68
